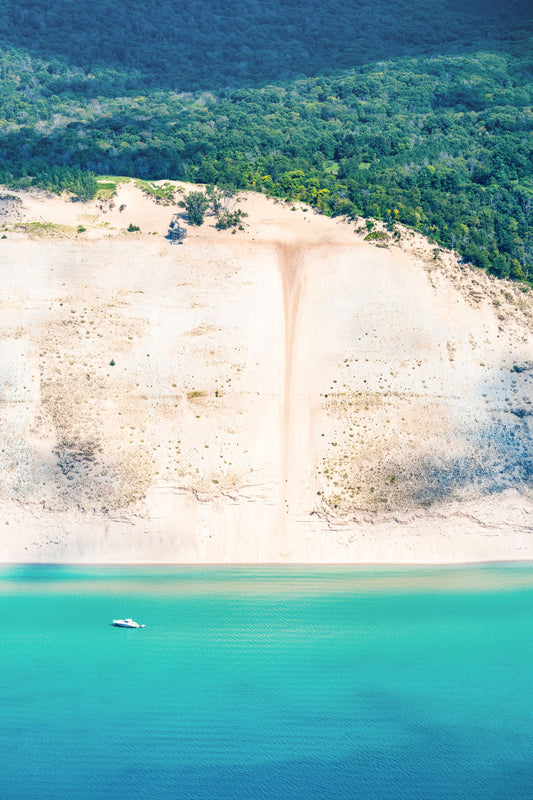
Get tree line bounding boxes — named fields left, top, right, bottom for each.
left=0, top=1, right=530, bottom=282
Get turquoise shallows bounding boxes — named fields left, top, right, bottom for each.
left=1, top=565, right=532, bottom=799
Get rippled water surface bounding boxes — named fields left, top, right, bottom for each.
left=1, top=564, right=532, bottom=799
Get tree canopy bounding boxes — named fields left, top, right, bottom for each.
left=0, top=0, right=531, bottom=282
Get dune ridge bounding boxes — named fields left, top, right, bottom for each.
left=0, top=182, right=532, bottom=563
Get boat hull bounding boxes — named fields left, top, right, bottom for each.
left=112, top=620, right=144, bottom=628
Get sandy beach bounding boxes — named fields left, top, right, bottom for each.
left=0, top=180, right=532, bottom=563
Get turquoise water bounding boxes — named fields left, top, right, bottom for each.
left=1, top=565, right=532, bottom=799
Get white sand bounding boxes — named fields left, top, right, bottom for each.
left=0, top=182, right=532, bottom=563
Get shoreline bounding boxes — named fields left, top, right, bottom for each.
left=3, top=559, right=533, bottom=567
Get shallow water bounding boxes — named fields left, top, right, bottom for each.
left=1, top=564, right=532, bottom=799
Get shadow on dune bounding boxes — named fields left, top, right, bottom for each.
left=408, top=362, right=533, bottom=506
left=322, top=356, right=533, bottom=514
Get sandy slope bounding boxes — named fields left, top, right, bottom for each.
left=0, top=181, right=532, bottom=563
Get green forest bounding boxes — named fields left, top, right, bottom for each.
left=0, top=0, right=531, bottom=282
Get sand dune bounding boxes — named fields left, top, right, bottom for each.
left=0, top=181, right=532, bottom=562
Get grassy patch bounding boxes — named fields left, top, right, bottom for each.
left=364, top=230, right=390, bottom=247
left=95, top=181, right=118, bottom=200
left=95, top=175, right=132, bottom=200
left=12, top=221, right=76, bottom=238
left=364, top=229, right=389, bottom=242
left=134, top=180, right=177, bottom=205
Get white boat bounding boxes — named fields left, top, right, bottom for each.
left=112, top=618, right=145, bottom=628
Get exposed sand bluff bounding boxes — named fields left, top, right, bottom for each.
left=0, top=181, right=532, bottom=563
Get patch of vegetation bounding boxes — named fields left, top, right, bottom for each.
left=179, top=192, right=209, bottom=226
left=364, top=230, right=389, bottom=245
left=14, top=221, right=75, bottom=237
left=2, top=165, right=98, bottom=201
left=215, top=208, right=248, bottom=231
left=95, top=180, right=118, bottom=200
left=127, top=223, right=140, bottom=232
left=135, top=179, right=176, bottom=205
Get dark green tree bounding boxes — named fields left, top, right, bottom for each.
left=183, top=191, right=209, bottom=226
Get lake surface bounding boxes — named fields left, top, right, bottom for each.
left=1, top=564, right=532, bottom=799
